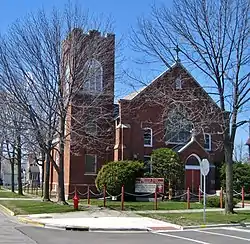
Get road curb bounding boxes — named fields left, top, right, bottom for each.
left=17, top=219, right=157, bottom=232
left=17, top=217, right=45, bottom=227
left=89, top=227, right=149, bottom=232
left=0, top=204, right=15, bottom=216
left=183, top=222, right=250, bottom=230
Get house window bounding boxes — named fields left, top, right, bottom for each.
left=165, top=106, right=192, bottom=144
left=175, top=76, right=182, bottom=89
left=204, top=134, right=212, bottom=151
left=143, top=128, right=152, bottom=147
left=83, top=59, right=103, bottom=93
left=144, top=156, right=152, bottom=174
left=85, top=154, right=97, bottom=174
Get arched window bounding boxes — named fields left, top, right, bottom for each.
left=165, top=105, right=192, bottom=144
left=185, top=154, right=200, bottom=166
left=83, top=59, right=103, bottom=92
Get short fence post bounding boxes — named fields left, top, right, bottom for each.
left=187, top=187, right=190, bottom=209
left=103, top=185, right=106, bottom=208
left=242, top=186, right=245, bottom=208
left=169, top=188, right=172, bottom=200
left=87, top=186, right=90, bottom=205
left=154, top=187, right=158, bottom=210
left=198, top=185, right=201, bottom=203
left=220, top=187, right=223, bottom=208
left=121, top=185, right=124, bottom=211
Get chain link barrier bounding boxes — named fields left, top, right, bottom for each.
left=89, top=189, right=103, bottom=197
left=170, top=192, right=187, bottom=199
left=199, top=188, right=217, bottom=197
left=77, top=190, right=88, bottom=196
left=124, top=192, right=154, bottom=197
left=106, top=191, right=122, bottom=198
left=233, top=190, right=242, bottom=197
left=189, top=192, right=200, bottom=197
left=68, top=189, right=76, bottom=195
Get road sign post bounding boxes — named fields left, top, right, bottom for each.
left=203, top=174, right=206, bottom=223
left=200, top=158, right=210, bottom=224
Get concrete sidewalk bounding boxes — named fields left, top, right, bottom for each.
left=0, top=198, right=41, bottom=201
left=17, top=209, right=182, bottom=232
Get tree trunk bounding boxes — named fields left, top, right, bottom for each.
left=11, top=159, right=14, bottom=192
left=224, top=137, right=234, bottom=213
left=43, top=149, right=51, bottom=201
left=41, top=151, right=45, bottom=197
left=57, top=116, right=66, bottom=204
left=16, top=134, right=23, bottom=195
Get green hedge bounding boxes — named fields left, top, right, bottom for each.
left=95, top=160, right=144, bottom=196
left=202, top=196, right=240, bottom=208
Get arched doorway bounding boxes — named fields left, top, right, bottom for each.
left=185, top=154, right=201, bottom=193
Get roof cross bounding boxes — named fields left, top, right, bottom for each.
left=174, top=44, right=181, bottom=62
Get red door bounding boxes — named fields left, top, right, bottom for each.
left=185, top=169, right=200, bottom=193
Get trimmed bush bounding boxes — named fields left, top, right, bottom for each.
left=202, top=196, right=240, bottom=208
left=95, top=160, right=144, bottom=196
left=151, top=148, right=184, bottom=189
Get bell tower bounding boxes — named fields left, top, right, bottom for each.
left=62, top=29, right=115, bottom=198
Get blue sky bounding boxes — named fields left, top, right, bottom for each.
left=0, top=0, right=249, bottom=154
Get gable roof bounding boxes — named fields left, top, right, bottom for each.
left=177, top=137, right=209, bottom=157
left=122, top=62, right=177, bottom=101
left=122, top=86, right=147, bottom=100
left=122, top=62, right=221, bottom=111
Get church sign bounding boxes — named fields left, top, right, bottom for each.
left=135, top=178, right=164, bottom=193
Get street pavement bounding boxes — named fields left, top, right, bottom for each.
left=0, top=211, right=36, bottom=243
left=13, top=226, right=250, bottom=243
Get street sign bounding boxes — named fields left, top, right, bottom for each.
left=200, top=158, right=210, bottom=224
left=200, top=158, right=210, bottom=176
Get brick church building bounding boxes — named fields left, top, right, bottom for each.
left=49, top=29, right=224, bottom=199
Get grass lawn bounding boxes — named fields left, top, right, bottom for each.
left=0, top=189, right=28, bottom=198
left=77, top=199, right=205, bottom=211
left=140, top=211, right=250, bottom=226
left=0, top=200, right=85, bottom=215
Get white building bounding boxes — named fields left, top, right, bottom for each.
left=0, top=159, right=18, bottom=187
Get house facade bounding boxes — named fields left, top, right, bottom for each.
left=49, top=29, right=224, bottom=199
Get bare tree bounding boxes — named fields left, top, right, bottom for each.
left=131, top=0, right=250, bottom=213
left=0, top=3, right=114, bottom=203
left=0, top=94, right=26, bottom=195
left=234, top=140, right=249, bottom=163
